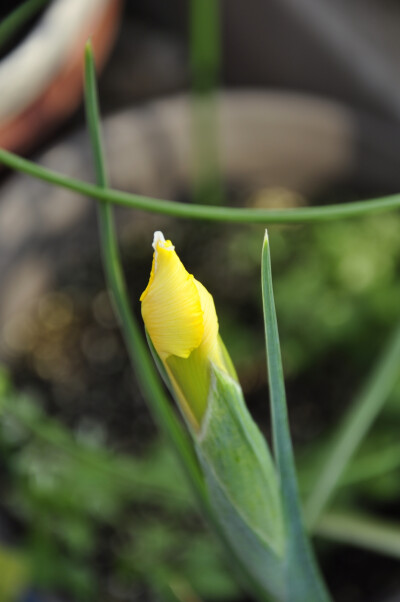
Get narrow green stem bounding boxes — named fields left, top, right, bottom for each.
left=301, top=441, right=400, bottom=494
left=83, top=41, right=206, bottom=508
left=340, top=442, right=400, bottom=487
left=0, top=0, right=50, bottom=49
left=190, top=0, right=220, bottom=95
left=305, top=323, right=400, bottom=529
left=315, top=511, right=400, bottom=559
left=190, top=0, right=223, bottom=205
left=261, top=232, right=331, bottom=602
left=1, top=147, right=400, bottom=224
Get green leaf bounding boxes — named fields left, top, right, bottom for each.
left=315, top=511, right=400, bottom=559
left=198, top=364, right=283, bottom=554
left=261, top=231, right=331, bottom=602
left=305, top=322, right=400, bottom=528
left=195, top=363, right=285, bottom=599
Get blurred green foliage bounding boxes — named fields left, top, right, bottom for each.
left=0, top=368, right=239, bottom=601
left=1, top=198, right=400, bottom=601
left=0, top=547, right=29, bottom=602
left=176, top=212, right=400, bottom=514
left=218, top=213, right=400, bottom=378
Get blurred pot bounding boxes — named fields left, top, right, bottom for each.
left=0, top=0, right=122, bottom=154
left=128, top=0, right=400, bottom=122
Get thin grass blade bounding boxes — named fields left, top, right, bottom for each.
left=261, top=230, right=331, bottom=602
left=305, top=323, right=400, bottom=529
left=315, top=511, right=400, bottom=559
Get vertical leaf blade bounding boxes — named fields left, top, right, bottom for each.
left=261, top=231, right=331, bottom=602
left=305, top=323, right=400, bottom=528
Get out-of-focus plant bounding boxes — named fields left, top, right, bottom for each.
left=0, top=545, right=29, bottom=602
left=221, top=216, right=400, bottom=377
left=0, top=0, right=50, bottom=49
left=1, top=13, right=400, bottom=600
left=0, top=367, right=238, bottom=601
left=189, top=0, right=223, bottom=206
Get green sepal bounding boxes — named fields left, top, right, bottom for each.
left=195, top=363, right=286, bottom=599
left=217, top=335, right=239, bottom=381
left=145, top=332, right=287, bottom=599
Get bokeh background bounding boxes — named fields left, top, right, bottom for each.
left=1, top=1, right=400, bottom=601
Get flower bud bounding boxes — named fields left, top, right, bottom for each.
left=141, top=231, right=235, bottom=429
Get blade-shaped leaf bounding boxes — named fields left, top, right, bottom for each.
left=261, top=231, right=331, bottom=602
left=305, top=323, right=400, bottom=528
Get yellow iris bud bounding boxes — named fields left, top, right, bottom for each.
left=140, top=231, right=235, bottom=429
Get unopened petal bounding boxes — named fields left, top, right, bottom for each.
left=141, top=235, right=204, bottom=359
left=194, top=279, right=219, bottom=356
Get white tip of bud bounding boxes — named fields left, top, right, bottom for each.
left=152, top=231, right=165, bottom=250
left=152, top=231, right=175, bottom=253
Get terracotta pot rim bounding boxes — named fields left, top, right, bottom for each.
left=0, top=0, right=121, bottom=154
left=0, top=0, right=113, bottom=123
